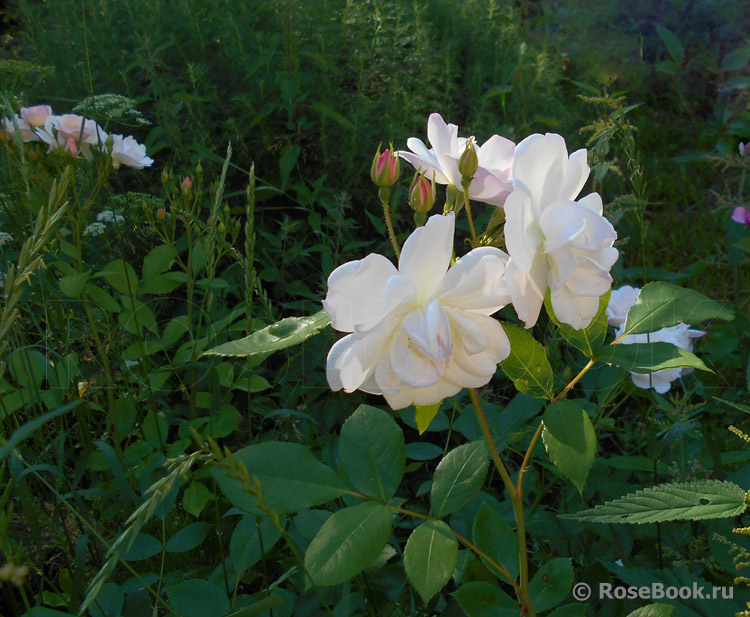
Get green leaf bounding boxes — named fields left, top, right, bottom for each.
left=165, top=522, right=211, bottom=553
left=561, top=479, right=747, bottom=524
left=415, top=402, right=441, bottom=435
left=595, top=342, right=711, bottom=373
left=453, top=581, right=519, bottom=617
left=230, top=515, right=283, bottom=572
left=715, top=396, right=750, bottom=415
left=85, top=284, right=121, bottom=313
left=304, top=502, right=392, bottom=585
left=548, top=605, right=587, bottom=617
left=166, top=580, right=230, bottom=617
left=101, top=259, right=139, bottom=295
left=528, top=557, right=574, bottom=613
left=545, top=289, right=610, bottom=356
left=212, top=442, right=347, bottom=514
left=339, top=405, right=405, bottom=501
left=0, top=400, right=81, bottom=461
left=656, top=25, right=684, bottom=64
left=183, top=481, right=213, bottom=518
left=204, top=310, right=331, bottom=358
left=500, top=325, right=554, bottom=399
left=626, top=605, right=676, bottom=617
left=722, top=47, right=750, bottom=72
left=472, top=503, right=519, bottom=579
left=542, top=400, right=597, bottom=495
left=622, top=282, right=733, bottom=336
left=404, top=519, right=458, bottom=604
left=59, top=270, right=91, bottom=299
left=141, top=244, right=175, bottom=283
left=122, top=533, right=162, bottom=561
left=430, top=441, right=489, bottom=517
left=9, top=348, right=49, bottom=388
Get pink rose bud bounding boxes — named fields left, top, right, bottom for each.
left=156, top=207, right=166, bottom=221
left=409, top=172, right=436, bottom=213
left=161, top=169, right=169, bottom=184
left=181, top=176, right=192, bottom=196
left=20, top=105, right=52, bottom=127
left=370, top=145, right=400, bottom=187
left=64, top=137, right=78, bottom=156
left=740, top=142, right=749, bottom=158
left=732, top=206, right=750, bottom=226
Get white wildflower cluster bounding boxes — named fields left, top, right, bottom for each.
left=0, top=231, right=14, bottom=248
left=1, top=104, right=153, bottom=169
left=83, top=210, right=126, bottom=237
left=96, top=210, right=125, bottom=224
left=83, top=222, right=107, bottom=237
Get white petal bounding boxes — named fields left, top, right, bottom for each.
left=336, top=320, right=391, bottom=392
left=549, top=284, right=601, bottom=329
left=468, top=167, right=513, bottom=206
left=506, top=257, right=548, bottom=328
left=399, top=212, right=454, bottom=302
left=476, top=134, right=515, bottom=176
left=607, top=286, right=640, bottom=327
left=427, top=113, right=459, bottom=157
left=564, top=255, right=613, bottom=296
left=504, top=183, right=543, bottom=272
left=398, top=147, right=450, bottom=185
left=323, top=253, right=399, bottom=332
left=326, top=334, right=355, bottom=391
left=389, top=329, right=442, bottom=387
left=436, top=247, right=511, bottom=314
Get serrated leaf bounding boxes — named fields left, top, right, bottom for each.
left=542, top=400, right=596, bottom=495
left=595, top=342, right=711, bottom=373
left=85, top=284, right=121, bottom=312
left=528, top=557, right=574, bottom=613
left=546, top=289, right=610, bottom=355
left=415, top=402, right=441, bottom=434
left=626, top=604, right=676, bottom=617
left=472, top=503, right=519, bottom=579
left=304, top=502, right=392, bottom=585
left=453, top=581, right=518, bottom=617
left=622, top=282, right=733, bottom=336
left=404, top=519, right=458, bottom=604
left=561, top=479, right=747, bottom=524
left=500, top=325, right=554, bottom=399
left=339, top=405, right=405, bottom=501
left=431, top=441, right=489, bottom=517
left=212, top=441, right=347, bottom=514
left=656, top=25, right=683, bottom=64
left=203, top=310, right=330, bottom=357
left=166, top=580, right=230, bottom=617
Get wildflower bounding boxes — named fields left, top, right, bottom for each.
left=732, top=206, right=750, bottom=226
left=83, top=222, right=107, bottom=237
left=96, top=210, right=125, bottom=224
left=503, top=133, right=618, bottom=329
left=607, top=286, right=705, bottom=393
left=0, top=231, right=14, bottom=248
left=398, top=113, right=515, bottom=207
left=324, top=212, right=511, bottom=410
left=110, top=134, right=154, bottom=169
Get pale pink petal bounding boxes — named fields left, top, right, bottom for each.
left=399, top=212, right=454, bottom=302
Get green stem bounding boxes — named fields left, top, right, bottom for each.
left=462, top=187, right=479, bottom=247
left=379, top=188, right=400, bottom=259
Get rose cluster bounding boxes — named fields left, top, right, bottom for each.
left=1, top=105, right=153, bottom=170
left=323, top=113, right=623, bottom=409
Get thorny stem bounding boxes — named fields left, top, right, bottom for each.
left=379, top=188, right=401, bottom=259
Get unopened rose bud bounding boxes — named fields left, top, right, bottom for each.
left=156, top=207, right=166, bottom=220
left=409, top=171, right=436, bottom=214
left=161, top=169, right=169, bottom=184
left=370, top=144, right=400, bottom=187
left=181, top=176, right=192, bottom=196
left=64, top=137, right=78, bottom=156
left=740, top=142, right=749, bottom=158
left=458, top=139, right=478, bottom=187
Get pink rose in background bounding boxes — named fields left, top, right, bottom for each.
left=110, top=134, right=154, bottom=169
left=20, top=105, right=52, bottom=127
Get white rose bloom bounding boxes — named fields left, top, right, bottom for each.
left=324, top=212, right=512, bottom=410
left=398, top=113, right=515, bottom=207
left=608, top=286, right=705, bottom=393
left=37, top=114, right=107, bottom=158
left=110, top=134, right=154, bottom=169
left=504, top=133, right=618, bottom=329
left=2, top=116, right=38, bottom=142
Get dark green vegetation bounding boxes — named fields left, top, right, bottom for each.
left=0, top=0, right=749, bottom=616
